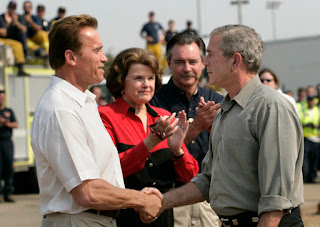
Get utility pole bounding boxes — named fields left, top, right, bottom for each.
left=230, top=0, right=249, bottom=25
left=266, top=0, right=281, bottom=40
left=197, top=0, right=202, bottom=36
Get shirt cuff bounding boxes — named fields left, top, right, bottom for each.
left=190, top=174, right=210, bottom=202
left=258, top=195, right=293, bottom=216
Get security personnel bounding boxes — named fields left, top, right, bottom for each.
left=0, top=85, right=18, bottom=202
left=299, top=95, right=320, bottom=183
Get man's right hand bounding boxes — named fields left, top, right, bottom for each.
left=138, top=190, right=162, bottom=223
left=193, top=96, right=221, bottom=133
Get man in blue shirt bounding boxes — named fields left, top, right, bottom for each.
left=22, top=0, right=49, bottom=57
left=150, top=32, right=223, bottom=227
left=140, top=11, right=165, bottom=68
left=0, top=85, right=18, bottom=203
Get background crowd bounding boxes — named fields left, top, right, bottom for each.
left=0, top=0, right=66, bottom=75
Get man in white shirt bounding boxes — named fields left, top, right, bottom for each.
left=31, top=15, right=161, bottom=227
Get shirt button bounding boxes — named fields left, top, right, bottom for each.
left=213, top=196, right=218, bottom=200
left=152, top=182, right=156, bottom=186
left=222, top=116, right=226, bottom=119
left=219, top=137, right=222, bottom=141
left=149, top=163, right=153, bottom=167
left=191, top=140, right=195, bottom=144
left=189, top=108, right=192, bottom=111
left=146, top=158, right=149, bottom=161
left=215, top=176, right=218, bottom=180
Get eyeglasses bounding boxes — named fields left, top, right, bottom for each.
left=260, top=79, right=273, bottom=83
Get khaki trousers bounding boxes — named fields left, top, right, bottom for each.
left=174, top=201, right=220, bottom=227
left=146, top=42, right=163, bottom=68
left=27, top=30, right=49, bottom=53
left=0, top=38, right=25, bottom=64
left=42, top=212, right=116, bottom=227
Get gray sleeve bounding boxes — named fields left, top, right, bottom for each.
left=257, top=101, right=303, bottom=215
left=190, top=133, right=213, bottom=202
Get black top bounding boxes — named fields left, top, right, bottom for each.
left=150, top=77, right=223, bottom=171
left=165, top=30, right=178, bottom=43
left=0, top=107, right=17, bottom=140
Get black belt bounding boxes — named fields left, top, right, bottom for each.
left=219, top=211, right=259, bottom=226
left=84, top=209, right=120, bottom=218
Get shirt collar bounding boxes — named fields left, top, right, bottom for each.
left=51, top=76, right=95, bottom=107
left=167, top=77, right=199, bottom=98
left=232, top=75, right=261, bottom=109
left=115, top=97, right=159, bottom=118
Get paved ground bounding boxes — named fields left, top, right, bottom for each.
left=0, top=184, right=319, bottom=227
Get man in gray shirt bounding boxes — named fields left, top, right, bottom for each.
left=142, top=25, right=304, bottom=227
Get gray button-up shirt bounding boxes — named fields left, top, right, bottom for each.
left=191, top=75, right=304, bottom=216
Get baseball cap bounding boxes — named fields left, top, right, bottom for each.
left=307, top=95, right=316, bottom=100
left=37, top=4, right=45, bottom=11
left=58, top=6, right=66, bottom=14
left=8, top=1, right=17, bottom=9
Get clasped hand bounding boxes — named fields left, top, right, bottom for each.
left=135, top=187, right=163, bottom=223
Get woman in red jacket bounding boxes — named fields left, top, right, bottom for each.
left=98, top=48, right=198, bottom=227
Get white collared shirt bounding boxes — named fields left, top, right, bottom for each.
left=31, top=76, right=124, bottom=215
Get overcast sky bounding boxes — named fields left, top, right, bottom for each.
left=1, top=0, right=319, bottom=55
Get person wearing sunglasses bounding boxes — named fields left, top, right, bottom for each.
left=259, top=68, right=298, bottom=113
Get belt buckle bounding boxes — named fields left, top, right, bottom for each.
left=232, top=219, right=239, bottom=225
left=220, top=218, right=231, bottom=227
left=252, top=217, right=259, bottom=222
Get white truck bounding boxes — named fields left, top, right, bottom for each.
left=0, top=45, right=54, bottom=193
left=260, top=35, right=320, bottom=96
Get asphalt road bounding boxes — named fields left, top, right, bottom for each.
left=0, top=184, right=320, bottom=227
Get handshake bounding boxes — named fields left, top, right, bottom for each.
left=137, top=187, right=164, bottom=223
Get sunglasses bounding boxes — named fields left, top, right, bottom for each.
left=260, top=79, right=273, bottom=83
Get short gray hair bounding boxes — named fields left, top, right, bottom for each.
left=210, top=25, right=263, bottom=74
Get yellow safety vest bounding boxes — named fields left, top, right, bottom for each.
left=299, top=105, right=320, bottom=137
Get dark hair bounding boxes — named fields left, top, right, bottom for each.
left=258, top=68, right=280, bottom=86
left=23, top=1, right=32, bottom=8
left=106, top=48, right=162, bottom=98
left=166, top=32, right=205, bottom=62
left=297, top=87, right=306, bottom=93
left=48, top=14, right=97, bottom=69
